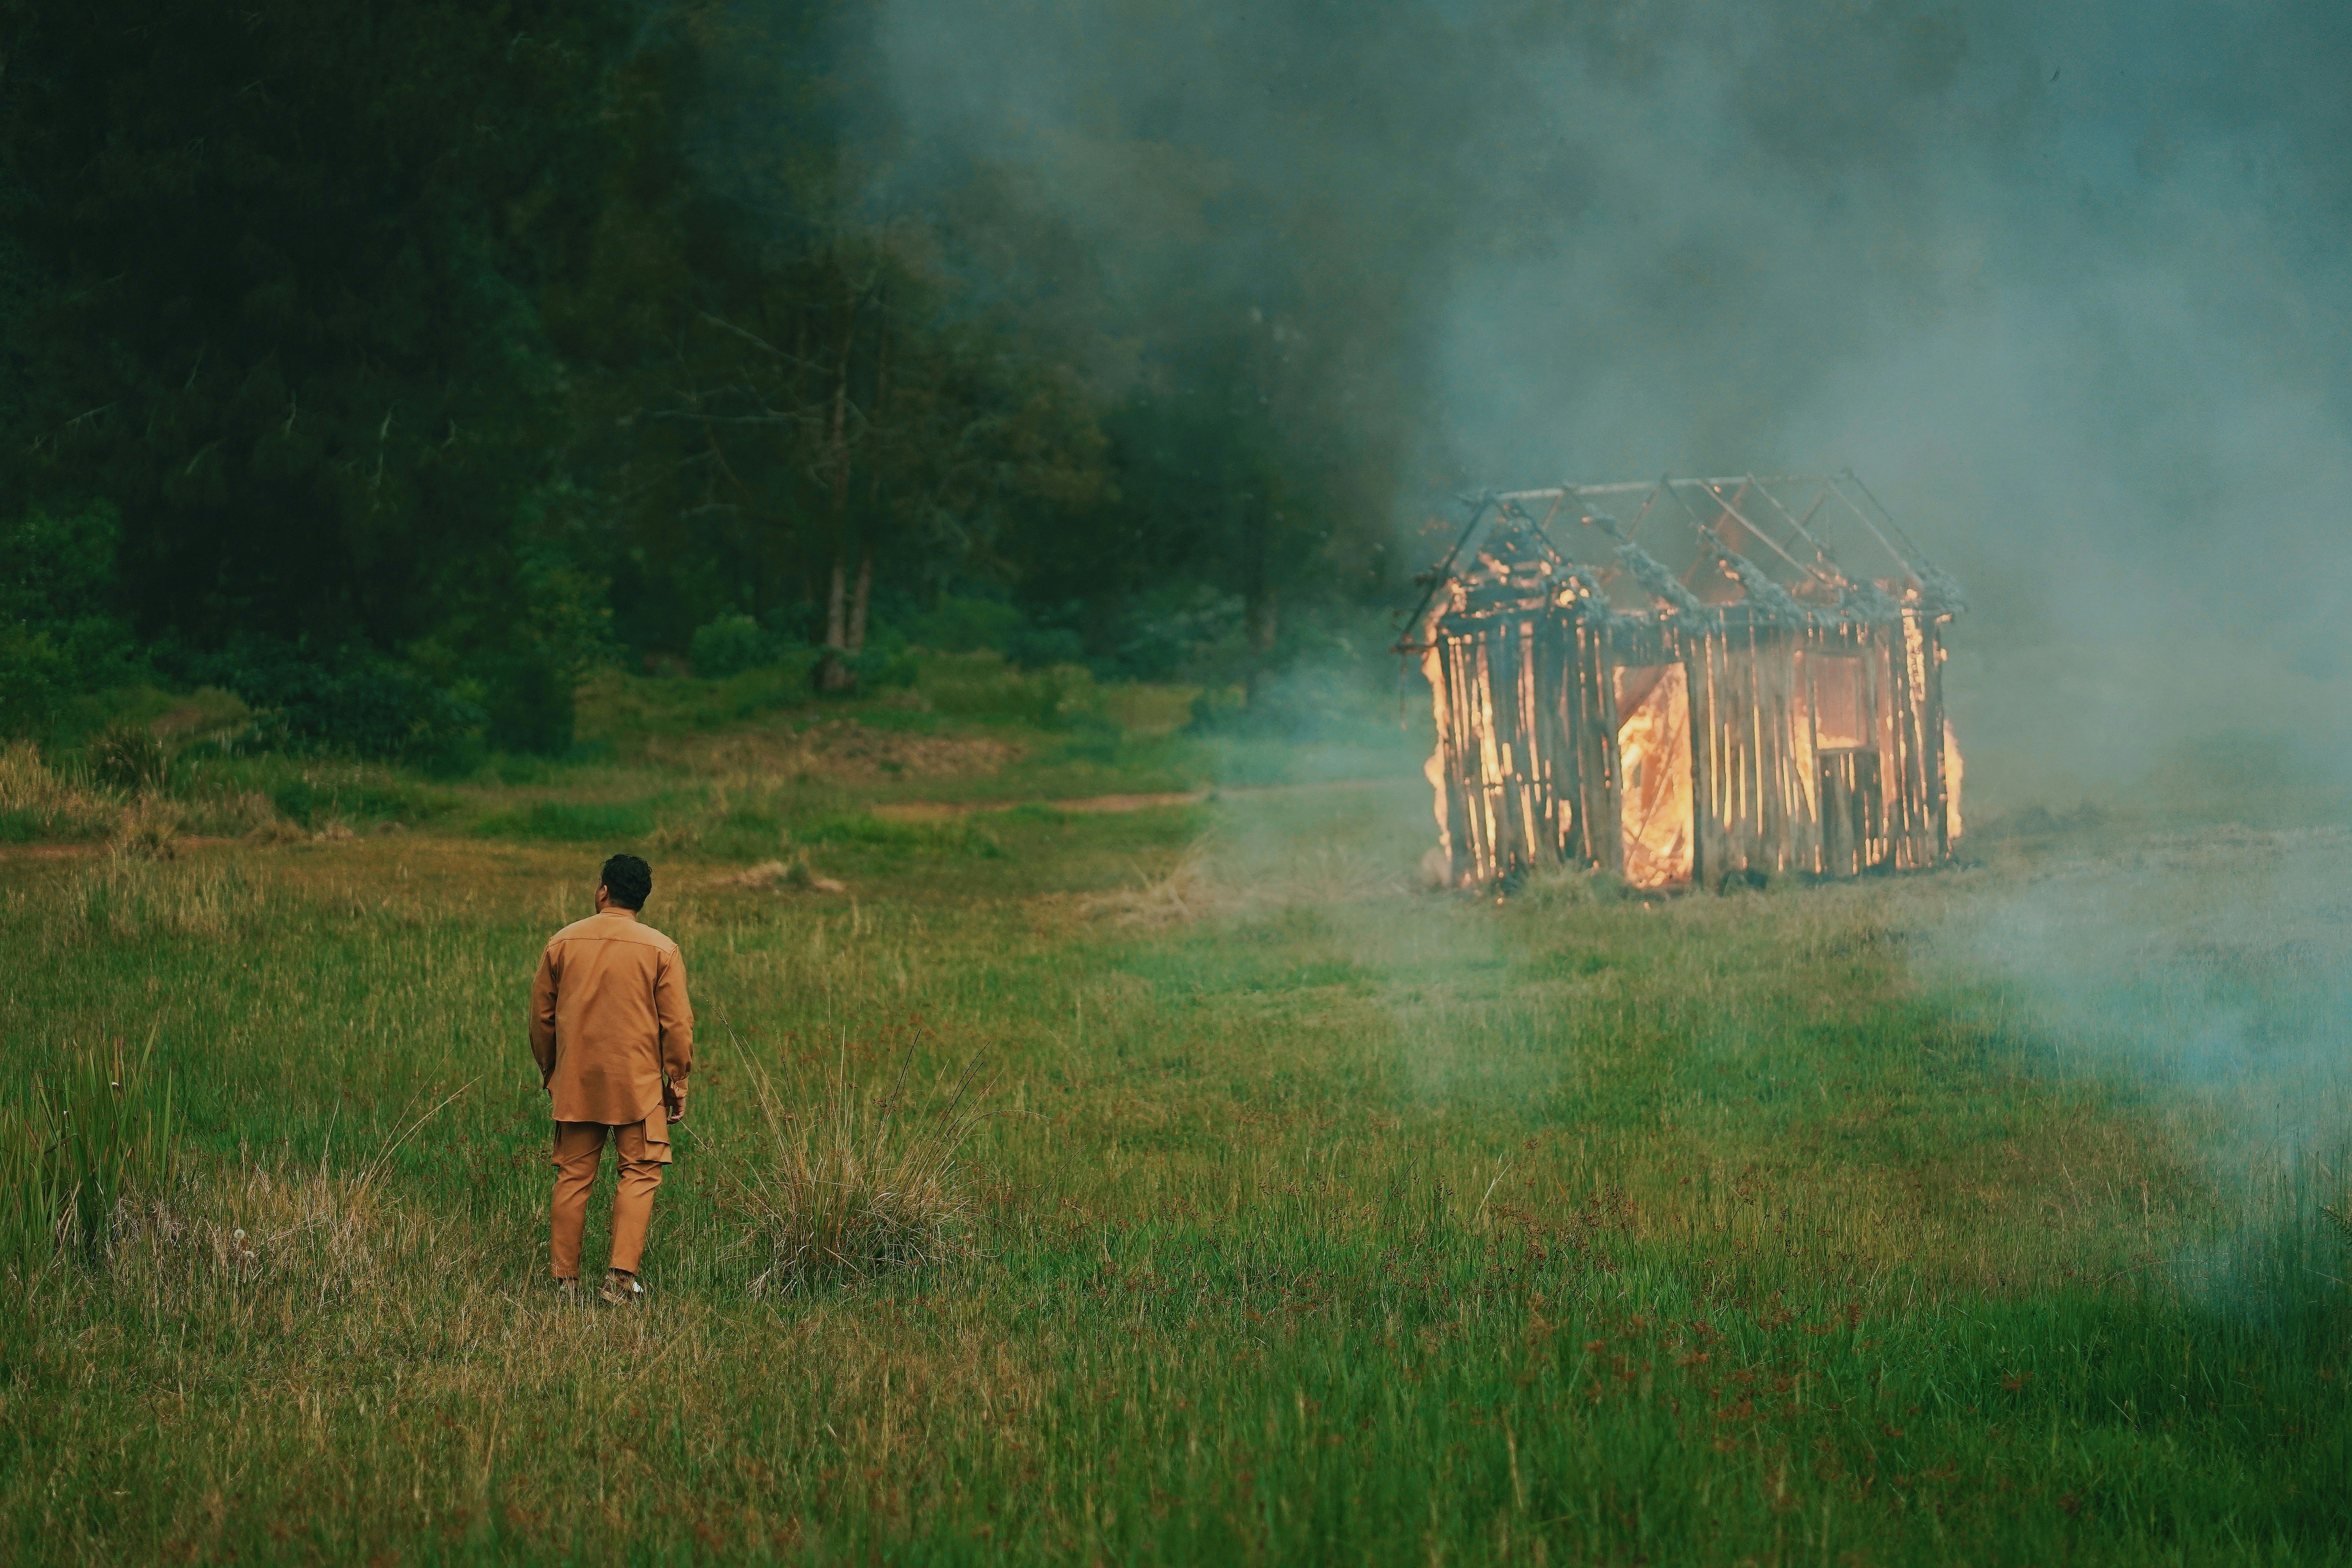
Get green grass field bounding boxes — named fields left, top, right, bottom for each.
left=2, top=680, right=2349, bottom=1564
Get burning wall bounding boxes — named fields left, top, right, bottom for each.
left=1405, top=475, right=1964, bottom=891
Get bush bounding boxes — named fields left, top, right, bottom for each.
left=907, top=595, right=1016, bottom=654
left=191, top=639, right=485, bottom=766
left=690, top=614, right=779, bottom=679
left=906, top=595, right=1086, bottom=668
left=0, top=503, right=147, bottom=739
left=475, top=652, right=574, bottom=758
left=1103, top=585, right=1247, bottom=682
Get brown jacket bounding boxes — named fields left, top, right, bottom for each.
left=529, top=909, right=694, bottom=1126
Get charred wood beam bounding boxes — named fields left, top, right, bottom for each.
left=1702, top=481, right=1842, bottom=590
left=1842, top=470, right=1967, bottom=615
left=1394, top=491, right=1497, bottom=652
left=1587, top=512, right=1708, bottom=619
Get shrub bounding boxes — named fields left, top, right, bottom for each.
left=475, top=652, right=575, bottom=757
left=906, top=595, right=1026, bottom=655
left=190, top=638, right=486, bottom=766
left=690, top=614, right=777, bottom=679
left=0, top=503, right=147, bottom=739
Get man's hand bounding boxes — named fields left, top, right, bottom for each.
left=667, top=1102, right=687, bottom=1124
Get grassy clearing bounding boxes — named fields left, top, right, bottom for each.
left=22, top=659, right=1409, bottom=878
left=0, top=722, right=2348, bottom=1563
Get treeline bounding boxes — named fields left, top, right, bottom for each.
left=0, top=0, right=1418, bottom=756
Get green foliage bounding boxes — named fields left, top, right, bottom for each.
left=688, top=613, right=780, bottom=679
left=189, top=640, right=486, bottom=768
left=263, top=768, right=456, bottom=830
left=569, top=663, right=820, bottom=756
left=0, top=503, right=143, bottom=737
left=0, top=2, right=1414, bottom=715
left=0, top=501, right=121, bottom=630
left=795, top=811, right=1005, bottom=858
left=470, top=799, right=661, bottom=845
left=918, top=652, right=1111, bottom=731
left=907, top=596, right=1087, bottom=667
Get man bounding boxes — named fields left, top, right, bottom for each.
left=529, top=853, right=694, bottom=1303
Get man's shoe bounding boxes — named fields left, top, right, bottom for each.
left=599, top=1269, right=644, bottom=1305
left=554, top=1276, right=583, bottom=1303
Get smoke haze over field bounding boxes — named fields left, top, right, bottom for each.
left=877, top=0, right=2352, bottom=810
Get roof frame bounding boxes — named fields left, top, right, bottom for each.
left=1399, top=472, right=1961, bottom=648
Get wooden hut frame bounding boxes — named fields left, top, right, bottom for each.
left=1402, top=473, right=1964, bottom=890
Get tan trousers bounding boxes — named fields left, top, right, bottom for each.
left=550, top=1117, right=671, bottom=1279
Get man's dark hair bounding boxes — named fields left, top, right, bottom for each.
left=600, top=853, right=652, bottom=911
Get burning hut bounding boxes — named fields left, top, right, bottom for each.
left=1402, top=474, right=1964, bottom=891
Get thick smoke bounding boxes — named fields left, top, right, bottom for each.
left=875, top=0, right=2352, bottom=816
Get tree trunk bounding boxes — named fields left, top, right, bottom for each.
left=825, top=557, right=848, bottom=650
left=849, top=293, right=886, bottom=661
left=847, top=549, right=873, bottom=654
left=814, top=289, right=860, bottom=695
left=815, top=552, right=856, bottom=693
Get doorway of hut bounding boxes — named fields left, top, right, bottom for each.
left=1615, top=663, right=1694, bottom=888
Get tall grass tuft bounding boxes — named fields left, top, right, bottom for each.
left=720, top=1029, right=988, bottom=1296
left=0, top=739, right=120, bottom=841
left=0, top=1030, right=178, bottom=1274
left=111, top=794, right=185, bottom=859
left=86, top=723, right=170, bottom=791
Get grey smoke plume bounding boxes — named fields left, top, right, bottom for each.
left=1906, top=826, right=2352, bottom=1288
left=875, top=0, right=2352, bottom=815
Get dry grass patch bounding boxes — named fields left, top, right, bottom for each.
left=717, top=857, right=847, bottom=895
left=0, top=739, right=120, bottom=840
left=659, top=720, right=1023, bottom=783
left=110, top=793, right=185, bottom=858
left=1086, top=840, right=1402, bottom=925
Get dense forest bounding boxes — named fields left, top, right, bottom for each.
left=15, top=0, right=2331, bottom=765
left=0, top=0, right=1443, bottom=757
